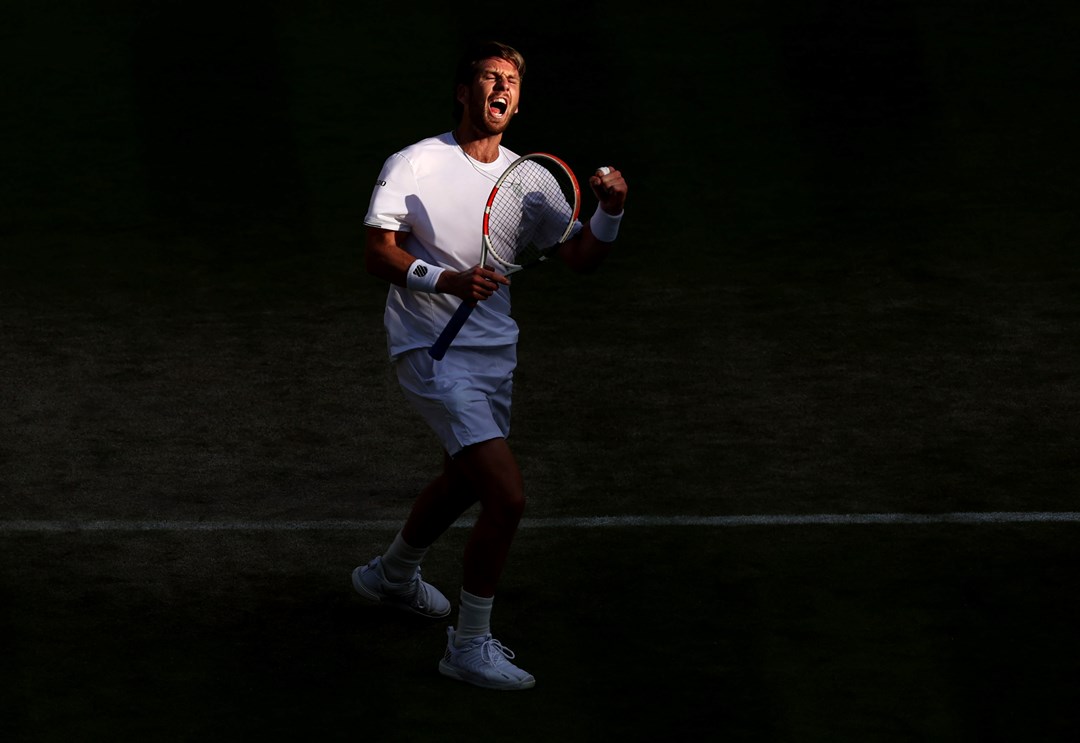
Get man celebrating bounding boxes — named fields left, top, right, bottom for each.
left=354, top=40, right=628, bottom=690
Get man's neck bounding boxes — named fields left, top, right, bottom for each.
left=452, top=126, right=502, bottom=164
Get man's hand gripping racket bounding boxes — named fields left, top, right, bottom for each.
left=428, top=153, right=581, bottom=360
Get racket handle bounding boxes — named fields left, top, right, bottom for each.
left=428, top=301, right=477, bottom=360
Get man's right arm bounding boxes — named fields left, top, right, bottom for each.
left=364, top=226, right=507, bottom=301
left=364, top=226, right=418, bottom=287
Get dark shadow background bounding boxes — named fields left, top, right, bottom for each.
left=2, top=1, right=1079, bottom=740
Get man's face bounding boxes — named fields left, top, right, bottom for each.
left=458, top=57, right=521, bottom=135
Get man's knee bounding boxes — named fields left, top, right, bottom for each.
left=489, top=484, right=526, bottom=524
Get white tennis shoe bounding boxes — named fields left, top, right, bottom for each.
left=438, top=627, right=536, bottom=690
left=352, top=556, right=450, bottom=619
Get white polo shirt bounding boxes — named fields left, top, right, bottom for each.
left=364, top=132, right=520, bottom=359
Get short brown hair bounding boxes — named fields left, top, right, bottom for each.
left=452, top=40, right=526, bottom=122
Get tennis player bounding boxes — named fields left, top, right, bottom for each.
left=354, top=40, right=628, bottom=691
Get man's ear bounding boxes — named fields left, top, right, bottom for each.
left=456, top=83, right=468, bottom=106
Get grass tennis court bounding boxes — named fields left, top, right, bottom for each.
left=3, top=1, right=1079, bottom=740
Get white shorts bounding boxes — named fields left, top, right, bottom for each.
left=394, top=345, right=516, bottom=457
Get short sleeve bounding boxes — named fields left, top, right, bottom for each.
left=364, top=152, right=417, bottom=232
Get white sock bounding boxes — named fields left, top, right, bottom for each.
left=455, top=589, right=493, bottom=645
left=380, top=532, right=427, bottom=583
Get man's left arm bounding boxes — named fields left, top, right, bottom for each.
left=559, top=166, right=628, bottom=274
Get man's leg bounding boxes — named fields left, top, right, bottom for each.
left=350, top=452, right=471, bottom=619
left=399, top=437, right=524, bottom=596
left=450, top=438, right=524, bottom=597
left=436, top=437, right=535, bottom=690
left=400, top=452, right=482, bottom=549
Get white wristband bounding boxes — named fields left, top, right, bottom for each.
left=589, top=208, right=623, bottom=243
left=405, top=259, right=445, bottom=293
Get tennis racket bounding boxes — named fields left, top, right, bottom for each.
left=428, top=152, right=581, bottom=360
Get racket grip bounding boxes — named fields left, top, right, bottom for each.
left=428, top=301, right=476, bottom=360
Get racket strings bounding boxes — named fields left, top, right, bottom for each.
left=486, top=161, right=577, bottom=267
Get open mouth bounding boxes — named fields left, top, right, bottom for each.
left=489, top=97, right=509, bottom=117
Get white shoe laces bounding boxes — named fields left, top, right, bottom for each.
left=480, top=637, right=516, bottom=666
left=409, top=568, right=438, bottom=609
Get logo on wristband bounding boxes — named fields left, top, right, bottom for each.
left=413, top=265, right=429, bottom=278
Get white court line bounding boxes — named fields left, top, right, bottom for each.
left=1, top=512, right=1079, bottom=532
